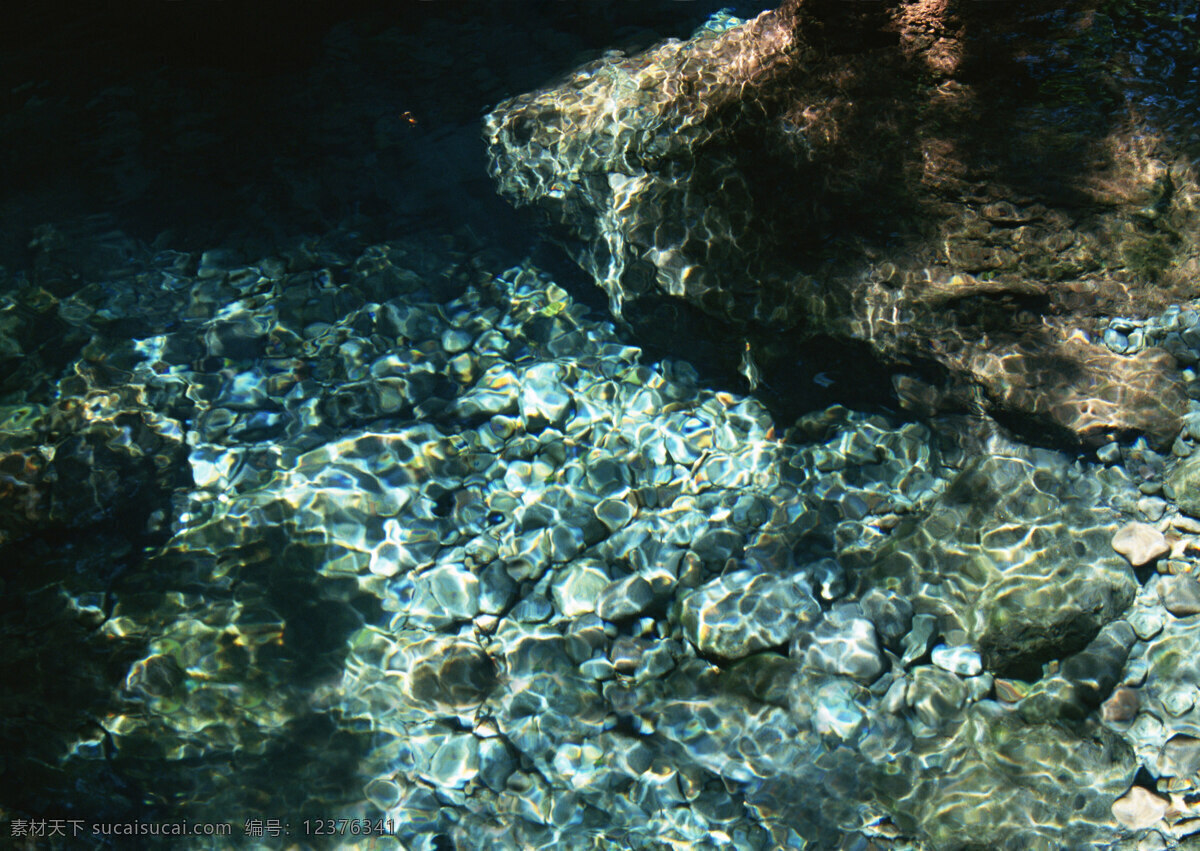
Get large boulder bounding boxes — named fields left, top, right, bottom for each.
left=485, top=0, right=1199, bottom=447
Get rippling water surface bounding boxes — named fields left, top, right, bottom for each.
left=3, top=3, right=1200, bottom=849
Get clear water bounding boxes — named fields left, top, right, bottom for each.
left=2, top=3, right=1200, bottom=850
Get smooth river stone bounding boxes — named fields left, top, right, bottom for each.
left=680, top=570, right=819, bottom=660
left=1101, top=687, right=1139, bottom=724
left=551, top=562, right=611, bottom=617
left=1111, top=522, right=1169, bottom=567
left=803, top=610, right=885, bottom=683
left=1111, top=785, right=1168, bottom=830
left=596, top=575, right=655, bottom=621
left=1158, top=734, right=1200, bottom=778
left=1168, top=454, right=1200, bottom=517
left=931, top=644, right=983, bottom=677
left=1158, top=573, right=1200, bottom=616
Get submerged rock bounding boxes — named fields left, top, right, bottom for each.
left=1102, top=687, right=1140, bottom=724
left=679, top=570, right=820, bottom=660
left=1158, top=734, right=1200, bottom=779
left=1112, top=521, right=1170, bottom=567
left=1158, top=573, right=1200, bottom=617
left=486, top=0, right=1199, bottom=449
left=798, top=605, right=885, bottom=684
left=931, top=644, right=982, bottom=678
left=1167, top=454, right=1200, bottom=518
left=864, top=446, right=1139, bottom=674
left=1111, top=785, right=1169, bottom=831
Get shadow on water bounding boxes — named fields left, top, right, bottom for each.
left=0, top=0, right=764, bottom=272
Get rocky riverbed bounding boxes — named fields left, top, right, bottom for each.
left=4, top=222, right=1200, bottom=848
left=3, top=2, right=1200, bottom=849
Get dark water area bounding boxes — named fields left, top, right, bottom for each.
left=3, top=0, right=829, bottom=406
left=0, top=1, right=751, bottom=265
left=3, top=2, right=1200, bottom=850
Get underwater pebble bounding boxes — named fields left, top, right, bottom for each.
left=1160, top=558, right=1193, bottom=576
left=596, top=575, right=655, bottom=622
left=1059, top=621, right=1135, bottom=704
left=680, top=570, right=819, bottom=660
left=1129, top=607, right=1167, bottom=640
left=802, top=607, right=885, bottom=684
left=1016, top=676, right=1087, bottom=724
left=477, top=737, right=517, bottom=793
left=901, top=613, right=938, bottom=667
left=1124, top=654, right=1150, bottom=688
left=636, top=640, right=680, bottom=679
left=1112, top=785, right=1169, bottom=830
left=424, top=735, right=480, bottom=789
left=1139, top=496, right=1168, bottom=522
left=691, top=525, right=742, bottom=562
left=812, top=680, right=866, bottom=741
left=964, top=673, right=993, bottom=702
left=1103, top=328, right=1130, bottom=352
left=593, top=496, right=634, bottom=533
left=1168, top=456, right=1200, bottom=518
left=478, top=563, right=517, bottom=615
left=1161, top=687, right=1197, bottom=717
left=551, top=562, right=611, bottom=618
left=519, top=363, right=573, bottom=426
left=860, top=588, right=913, bottom=648
left=906, top=666, right=966, bottom=731
left=363, top=776, right=403, bottom=813
left=422, top=563, right=480, bottom=622
left=1130, top=713, right=1166, bottom=756
left=994, top=679, right=1027, bottom=704
left=931, top=644, right=983, bottom=677
left=510, top=594, right=553, bottom=623
left=1172, top=514, right=1200, bottom=534
left=1102, top=687, right=1140, bottom=724
left=1158, top=734, right=1200, bottom=778
left=441, top=328, right=474, bottom=353
left=547, top=524, right=585, bottom=563
left=1112, top=522, right=1169, bottom=567
left=609, top=636, right=648, bottom=674
left=578, top=656, right=615, bottom=681
left=881, top=677, right=908, bottom=714
left=1158, top=573, right=1200, bottom=616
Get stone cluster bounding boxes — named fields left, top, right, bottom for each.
left=1, top=222, right=1186, bottom=848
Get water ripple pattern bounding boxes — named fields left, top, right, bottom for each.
left=5, top=222, right=1193, bottom=848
